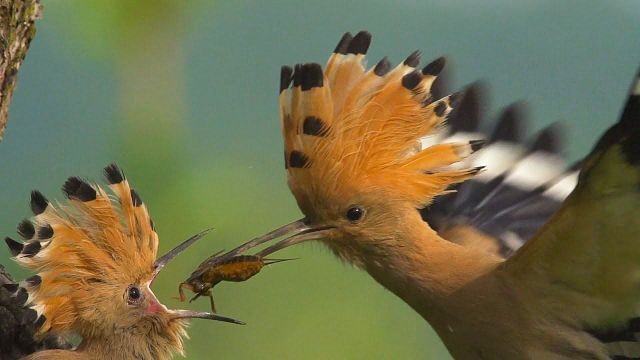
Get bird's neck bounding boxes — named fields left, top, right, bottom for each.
left=359, top=210, right=504, bottom=326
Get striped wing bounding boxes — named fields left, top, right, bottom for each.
left=421, top=85, right=577, bottom=257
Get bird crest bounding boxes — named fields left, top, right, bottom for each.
left=279, top=31, right=483, bottom=215
left=5, top=164, right=159, bottom=337
left=4, top=164, right=242, bottom=358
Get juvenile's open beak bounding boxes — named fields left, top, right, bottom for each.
left=217, top=219, right=334, bottom=260
left=150, top=228, right=245, bottom=325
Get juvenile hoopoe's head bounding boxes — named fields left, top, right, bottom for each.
left=4, top=164, right=242, bottom=360
left=239, top=31, right=483, bottom=265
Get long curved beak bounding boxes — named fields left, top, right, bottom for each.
left=216, top=219, right=333, bottom=260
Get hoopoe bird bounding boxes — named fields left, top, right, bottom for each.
left=226, top=31, right=640, bottom=359
left=1, top=164, right=243, bottom=360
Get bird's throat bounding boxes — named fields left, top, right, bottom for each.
left=359, top=213, right=503, bottom=325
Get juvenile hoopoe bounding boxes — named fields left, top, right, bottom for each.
left=225, top=31, right=640, bottom=359
left=2, top=164, right=243, bottom=360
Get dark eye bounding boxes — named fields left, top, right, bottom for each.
left=346, top=206, right=365, bottom=223
left=129, top=287, right=140, bottom=299
left=127, top=285, right=142, bottom=304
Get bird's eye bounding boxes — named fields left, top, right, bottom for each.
left=127, top=285, right=142, bottom=305
left=346, top=206, right=365, bottom=223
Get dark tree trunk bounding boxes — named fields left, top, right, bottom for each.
left=0, top=0, right=41, bottom=140
left=0, top=2, right=70, bottom=359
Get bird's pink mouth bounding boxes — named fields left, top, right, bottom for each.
left=147, top=296, right=164, bottom=314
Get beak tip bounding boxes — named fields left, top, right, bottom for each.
left=214, top=314, right=246, bottom=325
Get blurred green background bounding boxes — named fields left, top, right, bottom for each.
left=1, top=0, right=639, bottom=358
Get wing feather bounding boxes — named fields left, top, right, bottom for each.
left=505, top=69, right=640, bottom=357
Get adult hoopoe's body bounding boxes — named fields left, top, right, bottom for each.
left=2, top=164, right=243, bottom=360
left=229, top=31, right=640, bottom=359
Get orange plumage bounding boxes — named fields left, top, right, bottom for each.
left=13, top=168, right=161, bottom=338
left=279, top=31, right=481, bottom=219
left=224, top=31, right=640, bottom=359
left=5, top=164, right=243, bottom=360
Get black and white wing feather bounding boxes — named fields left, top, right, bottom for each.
left=421, top=86, right=578, bottom=257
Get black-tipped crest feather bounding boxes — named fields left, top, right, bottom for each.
left=404, top=50, right=421, bottom=67
left=422, top=57, right=446, bottom=76
left=130, top=189, right=143, bottom=207
left=334, top=32, right=353, bottom=54
left=30, top=191, right=48, bottom=215
left=346, top=31, right=371, bottom=55
left=5, top=237, right=23, bottom=257
left=37, top=224, right=54, bottom=240
left=17, top=219, right=35, bottom=240
left=280, top=65, right=293, bottom=93
left=22, top=242, right=41, bottom=257
left=300, top=63, right=323, bottom=91
left=402, top=71, right=422, bottom=90
left=373, top=57, right=391, bottom=76
left=62, top=177, right=97, bottom=202
left=104, top=163, right=125, bottom=184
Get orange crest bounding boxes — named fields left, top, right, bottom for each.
left=6, top=164, right=159, bottom=337
left=279, top=31, right=483, bottom=214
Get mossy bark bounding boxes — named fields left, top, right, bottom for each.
left=0, top=0, right=41, bottom=141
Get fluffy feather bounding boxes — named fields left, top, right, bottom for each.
left=280, top=31, right=479, bottom=214
left=6, top=164, right=189, bottom=360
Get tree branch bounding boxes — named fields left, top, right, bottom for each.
left=0, top=0, right=41, bottom=141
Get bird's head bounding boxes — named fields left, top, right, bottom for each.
left=5, top=164, right=242, bottom=359
left=240, top=31, right=482, bottom=266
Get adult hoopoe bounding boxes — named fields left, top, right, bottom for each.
left=226, top=31, right=640, bottom=359
left=1, top=164, right=243, bottom=360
